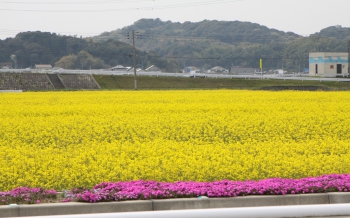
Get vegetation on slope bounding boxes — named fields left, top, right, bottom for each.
left=94, top=19, right=349, bottom=71
left=1, top=20, right=348, bottom=73
left=0, top=32, right=176, bottom=71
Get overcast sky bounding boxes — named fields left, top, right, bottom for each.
left=0, top=0, right=349, bottom=40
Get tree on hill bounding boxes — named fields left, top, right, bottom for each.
left=55, top=54, right=78, bottom=69
left=55, top=51, right=108, bottom=69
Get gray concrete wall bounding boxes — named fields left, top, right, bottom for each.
left=1, top=193, right=350, bottom=217
left=1, top=201, right=152, bottom=217
left=0, top=73, right=54, bottom=91
left=151, top=194, right=330, bottom=211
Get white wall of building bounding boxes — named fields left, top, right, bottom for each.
left=309, top=52, right=349, bottom=77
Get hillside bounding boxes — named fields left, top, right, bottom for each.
left=93, top=19, right=348, bottom=71
left=1, top=21, right=348, bottom=73
left=0, top=31, right=177, bottom=72
left=311, top=26, right=350, bottom=41
left=94, top=19, right=302, bottom=69
left=95, top=18, right=300, bottom=45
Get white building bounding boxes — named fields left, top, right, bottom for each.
left=183, top=66, right=200, bottom=74
left=309, top=52, right=349, bottom=77
left=34, top=64, right=52, bottom=70
left=145, top=65, right=161, bottom=72
left=230, top=67, right=258, bottom=75
left=110, top=65, right=129, bottom=71
left=208, top=66, right=229, bottom=74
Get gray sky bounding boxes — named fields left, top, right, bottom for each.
left=0, top=0, right=349, bottom=40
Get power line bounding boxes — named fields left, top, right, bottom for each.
left=1, top=30, right=344, bottom=43
left=0, top=0, right=242, bottom=12
left=0, top=0, right=153, bottom=4
left=1, top=28, right=347, bottom=45
left=0, top=46, right=310, bottom=61
left=0, top=29, right=103, bottom=35
left=149, top=56, right=309, bottom=60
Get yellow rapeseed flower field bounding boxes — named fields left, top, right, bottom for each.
left=0, top=90, right=350, bottom=191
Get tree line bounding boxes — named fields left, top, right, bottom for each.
left=0, top=31, right=178, bottom=72
left=1, top=19, right=349, bottom=72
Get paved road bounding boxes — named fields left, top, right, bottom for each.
left=95, top=71, right=350, bottom=82
left=1, top=69, right=350, bottom=82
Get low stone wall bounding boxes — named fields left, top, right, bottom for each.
left=0, top=73, right=54, bottom=91
left=0, top=73, right=101, bottom=91
left=58, top=74, right=100, bottom=90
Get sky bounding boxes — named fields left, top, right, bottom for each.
left=0, top=0, right=350, bottom=40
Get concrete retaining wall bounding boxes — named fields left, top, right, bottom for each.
left=1, top=193, right=350, bottom=217
left=0, top=73, right=54, bottom=91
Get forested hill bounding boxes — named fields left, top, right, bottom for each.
left=0, top=31, right=176, bottom=71
left=311, top=26, right=350, bottom=41
left=95, top=18, right=301, bottom=45
left=1, top=21, right=348, bottom=73
left=93, top=19, right=348, bottom=71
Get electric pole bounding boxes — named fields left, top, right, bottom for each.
left=127, top=30, right=147, bottom=89
left=132, top=30, right=137, bottom=90
left=348, top=40, right=350, bottom=76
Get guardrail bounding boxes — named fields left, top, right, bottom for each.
left=1, top=192, right=350, bottom=217
left=1, top=69, right=350, bottom=82
left=11, top=203, right=350, bottom=218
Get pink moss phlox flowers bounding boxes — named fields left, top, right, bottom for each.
left=0, top=187, right=57, bottom=205
left=66, top=174, right=350, bottom=203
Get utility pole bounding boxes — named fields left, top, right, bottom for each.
left=348, top=40, right=350, bottom=76
left=260, top=58, right=263, bottom=78
left=132, top=30, right=137, bottom=90
left=127, top=30, right=146, bottom=89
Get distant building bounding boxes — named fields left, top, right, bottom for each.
left=51, top=67, right=63, bottom=70
left=110, top=65, right=129, bottom=71
left=309, top=52, right=349, bottom=77
left=1, top=65, right=12, bottom=69
left=128, top=67, right=142, bottom=72
left=145, top=65, right=161, bottom=72
left=230, top=67, right=258, bottom=75
left=208, top=66, right=229, bottom=74
left=1, top=62, right=12, bottom=69
left=34, top=64, right=52, bottom=70
left=183, top=66, right=200, bottom=74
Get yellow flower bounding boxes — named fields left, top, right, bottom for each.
left=0, top=90, right=349, bottom=191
